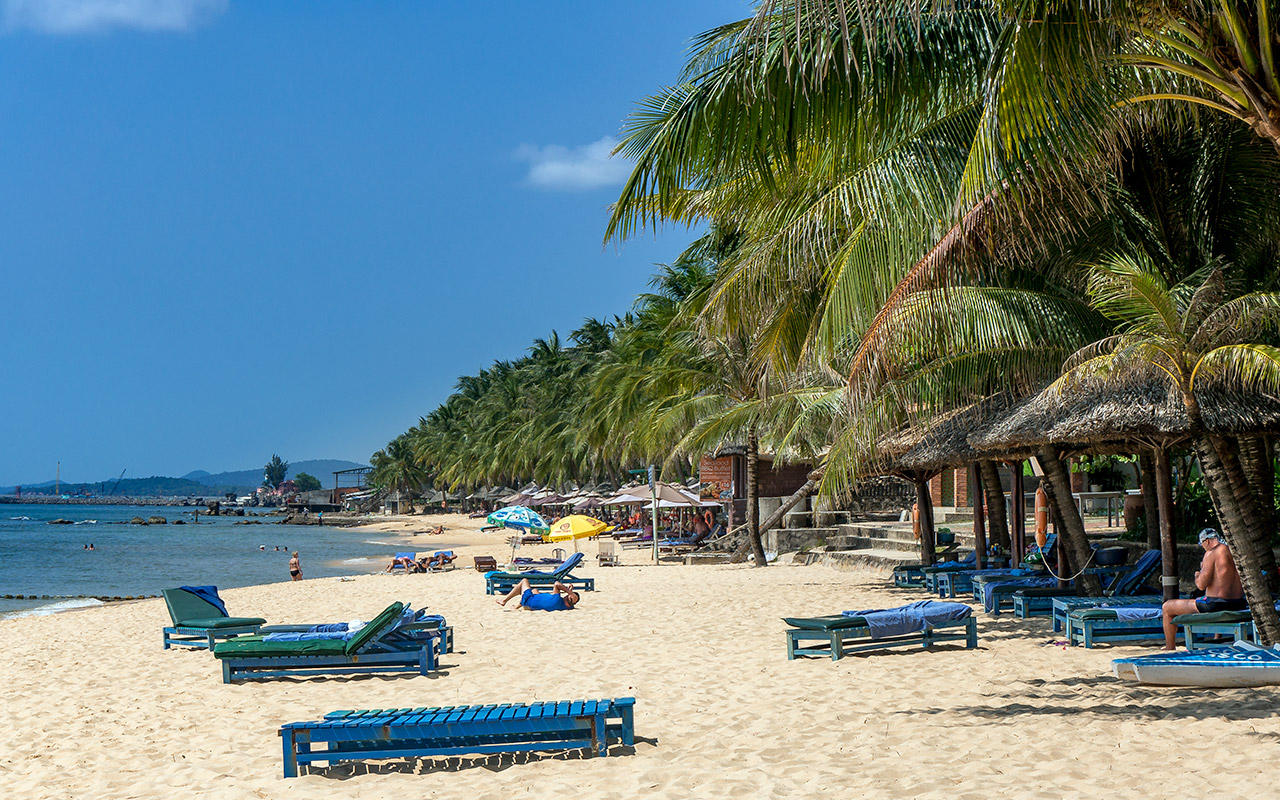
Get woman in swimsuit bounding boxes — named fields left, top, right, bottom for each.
left=289, top=551, right=302, bottom=581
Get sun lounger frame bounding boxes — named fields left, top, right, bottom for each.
left=163, top=622, right=263, bottom=651
left=1175, top=613, right=1257, bottom=651
left=1067, top=610, right=1175, bottom=648
left=483, top=553, right=595, bottom=595
left=279, top=697, right=636, bottom=778
left=222, top=646, right=436, bottom=683
left=1050, top=595, right=1162, bottom=633
left=786, top=616, right=977, bottom=661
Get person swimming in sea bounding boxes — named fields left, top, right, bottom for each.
left=494, top=579, right=579, bottom=611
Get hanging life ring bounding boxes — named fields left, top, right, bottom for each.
left=1034, top=486, right=1050, bottom=548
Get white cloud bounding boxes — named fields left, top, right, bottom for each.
left=514, top=136, right=633, bottom=191
left=3, top=0, right=227, bottom=34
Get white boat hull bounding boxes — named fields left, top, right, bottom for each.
left=1112, top=641, right=1280, bottom=687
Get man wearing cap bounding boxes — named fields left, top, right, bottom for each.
left=1161, top=528, right=1246, bottom=650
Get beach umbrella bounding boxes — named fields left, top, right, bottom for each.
left=572, top=495, right=604, bottom=510
left=486, top=505, right=548, bottom=531
left=543, top=515, right=609, bottom=542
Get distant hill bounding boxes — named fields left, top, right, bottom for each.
left=0, top=459, right=369, bottom=496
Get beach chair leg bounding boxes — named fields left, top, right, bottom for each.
left=206, top=631, right=218, bottom=650
left=594, top=710, right=609, bottom=756
left=830, top=632, right=842, bottom=661
left=786, top=631, right=796, bottom=660
left=1082, top=623, right=1093, bottom=649
left=618, top=701, right=634, bottom=746
left=966, top=618, right=977, bottom=649
left=282, top=729, right=299, bottom=778
left=222, top=660, right=233, bottom=684
left=163, top=630, right=171, bottom=650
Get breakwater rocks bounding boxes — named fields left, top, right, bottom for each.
left=0, top=496, right=203, bottom=506
left=2, top=593, right=156, bottom=603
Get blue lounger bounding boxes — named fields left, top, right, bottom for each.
left=1067, top=604, right=1174, bottom=648
left=928, top=536, right=1057, bottom=597
left=280, top=697, right=636, bottom=778
left=213, top=601, right=437, bottom=682
left=1011, top=549, right=1163, bottom=618
left=785, top=601, right=977, bottom=660
left=162, top=586, right=266, bottom=650
left=259, top=609, right=454, bottom=658
left=893, top=551, right=978, bottom=588
left=485, top=551, right=595, bottom=595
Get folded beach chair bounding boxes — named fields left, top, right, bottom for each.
left=161, top=586, right=266, bottom=650
left=212, top=601, right=437, bottom=682
left=784, top=600, right=977, bottom=660
left=597, top=539, right=620, bottom=567
left=1012, top=549, right=1163, bottom=619
left=280, top=697, right=636, bottom=778
left=258, top=607, right=454, bottom=657
left=485, top=551, right=595, bottom=595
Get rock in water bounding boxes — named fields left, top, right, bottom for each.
left=130, top=517, right=147, bottom=525
left=46, top=519, right=74, bottom=525
left=147, top=516, right=167, bottom=525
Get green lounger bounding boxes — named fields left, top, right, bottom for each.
left=784, top=611, right=977, bottom=660
left=1173, top=610, right=1256, bottom=650
left=213, top=601, right=436, bottom=683
left=162, top=586, right=266, bottom=650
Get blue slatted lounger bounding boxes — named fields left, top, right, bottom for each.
left=259, top=609, right=454, bottom=658
left=485, top=551, right=595, bottom=595
left=213, top=601, right=437, bottom=683
left=1175, top=610, right=1256, bottom=650
left=784, top=601, right=977, bottom=660
left=1011, top=549, right=1163, bottom=618
left=1067, top=605, right=1173, bottom=648
left=162, top=586, right=266, bottom=650
left=893, top=551, right=978, bottom=589
left=279, top=697, right=636, bottom=778
left=1050, top=595, right=1161, bottom=633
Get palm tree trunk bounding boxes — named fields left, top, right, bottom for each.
left=914, top=478, right=936, bottom=567
left=971, top=462, right=987, bottom=569
left=1153, top=447, right=1178, bottom=603
left=727, top=470, right=822, bottom=562
left=1240, top=435, right=1279, bottom=592
left=1195, top=435, right=1280, bottom=645
left=979, top=461, right=1011, bottom=552
left=1038, top=446, right=1103, bottom=596
left=1137, top=451, right=1161, bottom=551
left=746, top=427, right=767, bottom=567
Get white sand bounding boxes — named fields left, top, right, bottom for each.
left=2, top=513, right=1274, bottom=799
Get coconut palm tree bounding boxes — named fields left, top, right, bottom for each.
left=1057, top=259, right=1280, bottom=641
left=370, top=436, right=429, bottom=514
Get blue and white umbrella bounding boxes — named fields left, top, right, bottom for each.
left=487, top=505, right=548, bottom=531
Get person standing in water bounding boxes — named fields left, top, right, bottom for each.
left=289, top=551, right=302, bottom=581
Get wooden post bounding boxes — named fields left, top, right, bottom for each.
left=971, top=462, right=986, bottom=570
left=915, top=478, right=937, bottom=567
left=1154, top=446, right=1178, bottom=602
left=1011, top=461, right=1025, bottom=563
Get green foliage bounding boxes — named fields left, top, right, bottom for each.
left=293, top=472, right=322, bottom=492
left=262, top=455, right=288, bottom=490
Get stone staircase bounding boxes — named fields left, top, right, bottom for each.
left=766, top=518, right=977, bottom=574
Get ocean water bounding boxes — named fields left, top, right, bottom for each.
left=0, top=504, right=415, bottom=619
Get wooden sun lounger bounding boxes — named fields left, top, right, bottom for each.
left=784, top=614, right=977, bottom=661
left=1050, top=595, right=1162, bottom=633
left=1174, top=610, right=1258, bottom=650
left=484, top=552, right=595, bottom=595
left=1066, top=606, right=1174, bottom=648
left=279, top=698, right=636, bottom=778
left=161, top=587, right=266, bottom=650
left=213, top=602, right=438, bottom=683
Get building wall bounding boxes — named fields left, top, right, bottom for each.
left=697, top=455, right=813, bottom=500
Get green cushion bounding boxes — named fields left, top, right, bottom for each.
left=162, top=588, right=226, bottom=626
left=783, top=615, right=869, bottom=631
left=177, top=616, right=266, bottom=629
left=1173, top=610, right=1253, bottom=625
left=1072, top=609, right=1120, bottom=621
left=213, top=636, right=348, bottom=659
left=1015, top=588, right=1078, bottom=599
left=344, top=602, right=405, bottom=655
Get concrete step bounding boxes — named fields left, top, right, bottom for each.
left=796, top=548, right=918, bottom=573
left=823, top=534, right=921, bottom=554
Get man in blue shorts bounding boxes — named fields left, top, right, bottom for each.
left=495, top=578, right=580, bottom=611
left=1161, top=528, right=1246, bottom=649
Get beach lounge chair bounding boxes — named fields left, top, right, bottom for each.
left=927, top=536, right=1056, bottom=597
left=473, top=555, right=498, bottom=572
left=1011, top=549, right=1162, bottom=618
left=597, top=539, right=620, bottom=567
left=1174, top=610, right=1257, bottom=650
left=279, top=697, right=636, bottom=778
left=424, top=551, right=457, bottom=572
left=161, top=586, right=266, bottom=650
left=259, top=608, right=454, bottom=657
left=892, top=550, right=978, bottom=589
left=212, top=601, right=437, bottom=682
left=1066, top=603, right=1173, bottom=647
left=784, top=600, right=977, bottom=660
left=387, top=552, right=418, bottom=573
left=484, top=551, right=595, bottom=595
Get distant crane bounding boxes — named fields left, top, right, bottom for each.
left=108, top=469, right=127, bottom=496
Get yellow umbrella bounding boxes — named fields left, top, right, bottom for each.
left=543, top=514, right=609, bottom=543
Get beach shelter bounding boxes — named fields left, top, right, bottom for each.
left=486, top=505, right=548, bottom=531
left=544, top=515, right=609, bottom=543
left=572, top=495, right=605, bottom=510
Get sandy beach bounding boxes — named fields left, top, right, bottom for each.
left=2, top=512, right=1274, bottom=799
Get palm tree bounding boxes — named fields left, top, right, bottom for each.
left=1058, top=259, right=1280, bottom=641
left=371, top=436, right=429, bottom=514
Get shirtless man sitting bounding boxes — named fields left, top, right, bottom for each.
left=1161, top=528, right=1246, bottom=650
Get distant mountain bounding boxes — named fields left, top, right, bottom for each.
left=0, top=459, right=369, bottom=496
left=192, top=460, right=368, bottom=490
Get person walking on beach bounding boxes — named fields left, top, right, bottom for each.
left=494, top=579, right=579, bottom=611
left=289, top=551, right=302, bottom=581
left=1161, top=528, right=1245, bottom=649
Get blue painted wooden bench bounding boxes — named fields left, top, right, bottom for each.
left=1175, top=610, right=1257, bottom=650
left=1067, top=606, right=1176, bottom=648
left=1050, top=595, right=1162, bottom=633
left=279, top=698, right=636, bottom=778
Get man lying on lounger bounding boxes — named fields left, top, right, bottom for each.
left=1162, top=528, right=1246, bottom=650
left=495, top=579, right=579, bottom=611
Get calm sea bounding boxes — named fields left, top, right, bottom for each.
left=0, top=504, right=419, bottom=619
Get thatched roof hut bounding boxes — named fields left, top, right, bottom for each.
left=875, top=394, right=1023, bottom=475
left=972, top=375, right=1280, bottom=457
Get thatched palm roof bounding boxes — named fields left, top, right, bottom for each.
left=875, top=394, right=1022, bottom=474
left=972, top=376, right=1280, bottom=456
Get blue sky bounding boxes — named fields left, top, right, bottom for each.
left=0, top=0, right=750, bottom=485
